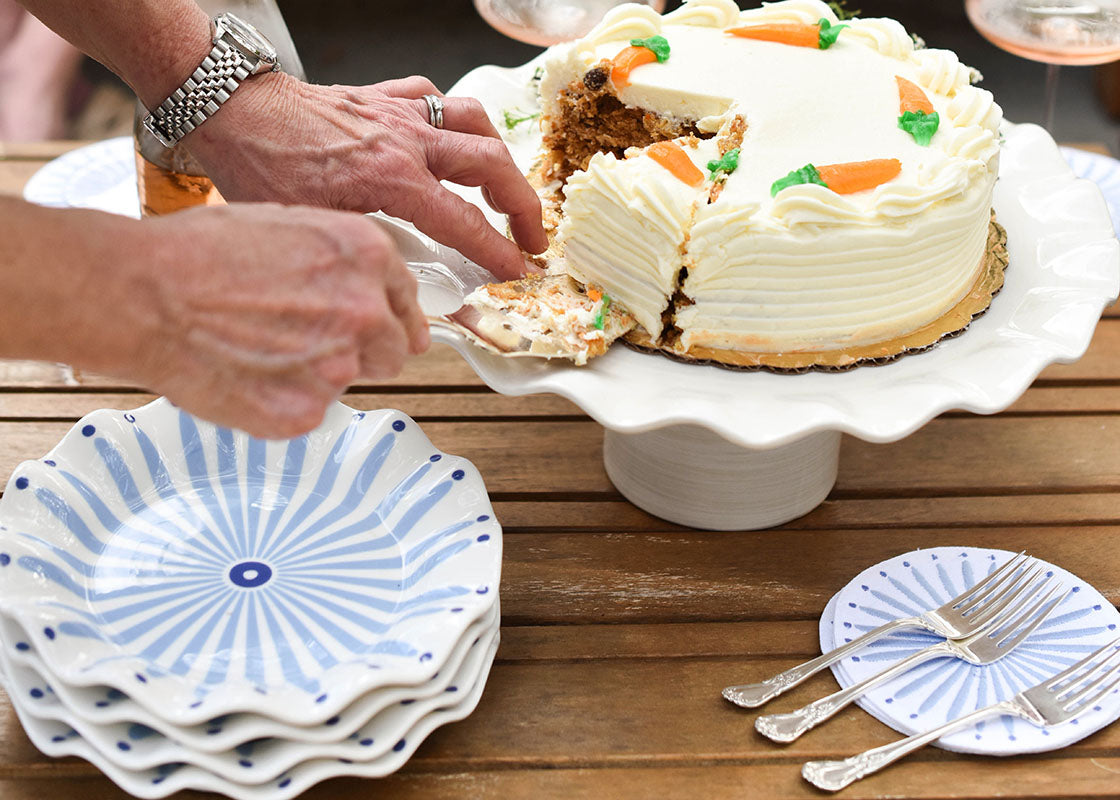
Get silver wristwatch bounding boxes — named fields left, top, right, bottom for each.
left=142, top=13, right=280, bottom=147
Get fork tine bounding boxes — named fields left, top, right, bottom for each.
left=972, top=569, right=1053, bottom=636
left=953, top=552, right=1030, bottom=615
left=1055, top=639, right=1120, bottom=711
left=988, top=583, right=1066, bottom=651
left=965, top=562, right=1046, bottom=627
left=1044, top=635, right=1120, bottom=690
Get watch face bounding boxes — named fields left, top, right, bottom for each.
left=218, top=13, right=278, bottom=63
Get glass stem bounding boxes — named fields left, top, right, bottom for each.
left=1044, top=62, right=1061, bottom=132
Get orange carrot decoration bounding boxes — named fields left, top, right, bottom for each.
left=896, top=76, right=934, bottom=114
left=726, top=22, right=820, bottom=48
left=610, top=45, right=658, bottom=89
left=727, top=18, right=846, bottom=49
left=816, top=159, right=902, bottom=194
left=647, top=141, right=706, bottom=187
left=771, top=159, right=901, bottom=196
left=896, top=75, right=940, bottom=145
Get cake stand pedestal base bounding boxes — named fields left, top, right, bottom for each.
left=603, top=427, right=841, bottom=530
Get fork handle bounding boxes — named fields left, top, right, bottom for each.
left=722, top=616, right=922, bottom=708
left=801, top=700, right=1022, bottom=791
left=755, top=640, right=954, bottom=742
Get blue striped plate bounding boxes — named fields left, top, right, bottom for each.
left=0, top=399, right=501, bottom=726
left=826, top=547, right=1120, bottom=755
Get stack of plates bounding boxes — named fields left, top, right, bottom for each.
left=0, top=399, right=502, bottom=798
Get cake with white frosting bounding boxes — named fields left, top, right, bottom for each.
left=534, top=0, right=1004, bottom=365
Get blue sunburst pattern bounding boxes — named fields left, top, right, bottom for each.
left=0, top=400, right=500, bottom=725
left=827, top=546, right=1120, bottom=755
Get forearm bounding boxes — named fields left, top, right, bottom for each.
left=0, top=197, right=163, bottom=379
left=16, top=0, right=211, bottom=109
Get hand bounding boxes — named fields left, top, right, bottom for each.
left=189, top=72, right=548, bottom=280
left=137, top=203, right=429, bottom=439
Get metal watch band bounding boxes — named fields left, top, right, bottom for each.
left=142, top=38, right=255, bottom=147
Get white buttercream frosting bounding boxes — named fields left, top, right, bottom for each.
left=545, top=0, right=1003, bottom=353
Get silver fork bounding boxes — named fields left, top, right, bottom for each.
left=803, top=635, right=1120, bottom=791
left=723, top=552, right=1037, bottom=708
left=754, top=576, right=1066, bottom=743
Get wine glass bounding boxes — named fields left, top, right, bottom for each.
left=474, top=0, right=667, bottom=46
left=965, top=0, right=1120, bottom=130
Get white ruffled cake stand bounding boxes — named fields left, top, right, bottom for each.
left=422, top=61, right=1120, bottom=531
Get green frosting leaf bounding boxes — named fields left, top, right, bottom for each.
left=502, top=108, right=541, bottom=131
left=707, top=148, right=741, bottom=181
left=898, top=110, right=940, bottom=146
left=771, top=164, right=826, bottom=197
left=817, top=18, right=848, bottom=49
left=593, top=295, right=612, bottom=330
left=630, top=35, right=671, bottom=63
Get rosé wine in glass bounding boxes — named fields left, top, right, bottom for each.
left=474, top=0, right=667, bottom=46
left=965, top=0, right=1120, bottom=129
left=966, top=0, right=1120, bottom=64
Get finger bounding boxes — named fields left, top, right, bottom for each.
left=357, top=309, right=411, bottom=380
left=377, top=255, right=430, bottom=355
left=355, top=222, right=431, bottom=354
left=440, top=96, right=503, bottom=141
left=424, top=130, right=548, bottom=255
left=239, top=380, right=334, bottom=439
left=375, top=75, right=442, bottom=100
left=385, top=268, right=431, bottom=355
left=311, top=349, right=361, bottom=393
left=408, top=179, right=531, bottom=280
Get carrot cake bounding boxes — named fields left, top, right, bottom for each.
left=532, top=0, right=1004, bottom=364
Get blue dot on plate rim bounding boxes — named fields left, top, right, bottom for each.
left=392, top=420, right=406, bottom=432
left=14, top=476, right=28, bottom=490
left=452, top=469, right=465, bottom=480
left=81, top=424, right=95, bottom=437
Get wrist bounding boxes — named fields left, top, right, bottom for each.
left=128, top=4, right=214, bottom=112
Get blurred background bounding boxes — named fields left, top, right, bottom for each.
left=10, top=0, right=1120, bottom=150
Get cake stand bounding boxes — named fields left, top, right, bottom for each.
left=417, top=59, right=1120, bottom=531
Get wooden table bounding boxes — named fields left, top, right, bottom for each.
left=1, top=141, right=1119, bottom=799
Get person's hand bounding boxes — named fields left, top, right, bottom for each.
left=136, top=203, right=429, bottom=438
left=189, top=72, right=548, bottom=281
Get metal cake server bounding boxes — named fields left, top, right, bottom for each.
left=371, top=214, right=623, bottom=360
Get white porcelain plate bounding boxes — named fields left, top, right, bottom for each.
left=0, top=613, right=498, bottom=783
left=824, top=547, right=1120, bottom=755
left=434, top=60, right=1120, bottom=448
left=0, top=399, right=501, bottom=726
left=0, top=635, right=498, bottom=800
left=0, top=603, right=497, bottom=753
left=22, top=135, right=140, bottom=218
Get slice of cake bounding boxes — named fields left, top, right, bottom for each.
left=533, top=0, right=1005, bottom=367
left=461, top=274, right=636, bottom=364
